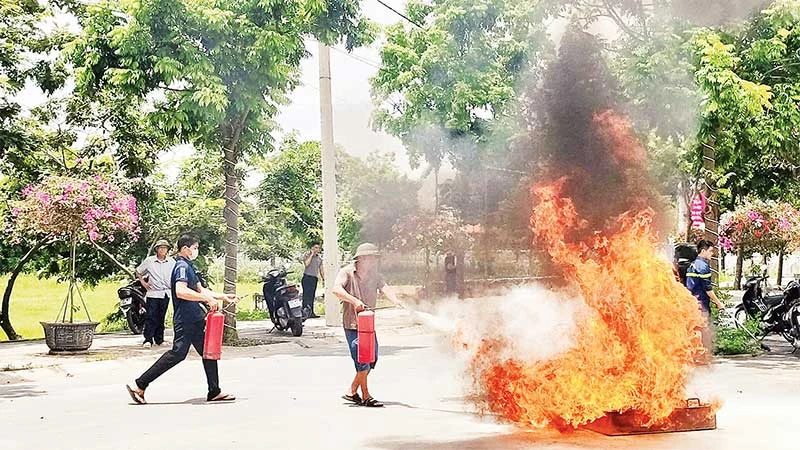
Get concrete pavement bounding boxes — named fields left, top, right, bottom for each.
left=2, top=308, right=800, bottom=450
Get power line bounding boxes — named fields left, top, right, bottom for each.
left=373, top=0, right=423, bottom=29
left=328, top=45, right=382, bottom=70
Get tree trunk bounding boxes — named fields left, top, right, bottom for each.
left=702, top=142, right=720, bottom=285
left=1, top=239, right=47, bottom=340
left=734, top=251, right=744, bottom=290
left=777, top=250, right=785, bottom=287
left=222, top=144, right=240, bottom=342
left=220, top=113, right=249, bottom=342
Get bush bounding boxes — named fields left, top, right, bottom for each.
left=99, top=309, right=128, bottom=333
left=713, top=306, right=761, bottom=355
left=236, top=309, right=269, bottom=321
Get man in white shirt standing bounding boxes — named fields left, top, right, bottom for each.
left=136, top=239, right=176, bottom=348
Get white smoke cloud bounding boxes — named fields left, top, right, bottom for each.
left=411, top=285, right=592, bottom=363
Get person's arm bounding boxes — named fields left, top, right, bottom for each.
left=331, top=270, right=365, bottom=311
left=176, top=283, right=237, bottom=311
left=700, top=263, right=724, bottom=310
left=135, top=260, right=152, bottom=291
left=379, top=284, right=404, bottom=308
left=304, top=252, right=313, bottom=267
left=707, top=289, right=725, bottom=310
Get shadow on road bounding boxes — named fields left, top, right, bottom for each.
left=132, top=397, right=242, bottom=406
left=0, top=384, right=46, bottom=399
left=367, top=428, right=681, bottom=450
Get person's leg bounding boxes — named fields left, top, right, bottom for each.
left=188, top=319, right=220, bottom=398
left=358, top=370, right=371, bottom=400
left=155, top=297, right=169, bottom=345
left=135, top=322, right=191, bottom=390
left=142, top=297, right=158, bottom=345
left=309, top=276, right=319, bottom=317
left=301, top=275, right=316, bottom=314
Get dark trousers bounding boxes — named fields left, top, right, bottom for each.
left=136, top=319, right=220, bottom=397
left=143, top=296, right=169, bottom=344
left=301, top=274, right=318, bottom=312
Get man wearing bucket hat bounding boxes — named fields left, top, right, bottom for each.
left=332, top=242, right=402, bottom=408
left=136, top=239, right=176, bottom=347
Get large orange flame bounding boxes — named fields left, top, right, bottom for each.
left=467, top=112, right=706, bottom=429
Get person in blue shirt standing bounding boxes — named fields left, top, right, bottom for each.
left=686, top=239, right=725, bottom=357
left=126, top=235, right=238, bottom=404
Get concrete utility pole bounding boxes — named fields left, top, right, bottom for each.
left=319, top=43, right=341, bottom=327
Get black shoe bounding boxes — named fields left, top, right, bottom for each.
left=309, top=313, right=320, bottom=318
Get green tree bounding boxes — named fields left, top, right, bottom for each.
left=254, top=136, right=362, bottom=254
left=691, top=1, right=800, bottom=209
left=68, top=0, right=374, bottom=338
left=337, top=151, right=419, bottom=249
left=371, top=0, right=549, bottom=172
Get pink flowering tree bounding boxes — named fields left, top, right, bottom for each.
left=11, top=176, right=140, bottom=323
left=720, top=200, right=800, bottom=287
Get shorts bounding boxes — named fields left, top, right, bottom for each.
left=344, top=328, right=378, bottom=372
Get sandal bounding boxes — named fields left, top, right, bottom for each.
left=342, top=393, right=362, bottom=404
left=126, top=384, right=146, bottom=405
left=207, top=392, right=236, bottom=402
left=362, top=397, right=384, bottom=408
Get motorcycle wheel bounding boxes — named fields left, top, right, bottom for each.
left=734, top=306, right=748, bottom=328
left=291, top=321, right=303, bottom=337
left=126, top=310, right=144, bottom=335
left=780, top=332, right=795, bottom=345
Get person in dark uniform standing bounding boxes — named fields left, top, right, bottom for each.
left=126, top=235, right=238, bottom=404
left=686, top=239, right=725, bottom=359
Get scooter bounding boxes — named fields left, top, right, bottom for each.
left=735, top=275, right=800, bottom=349
left=117, top=280, right=147, bottom=334
left=261, top=267, right=307, bottom=336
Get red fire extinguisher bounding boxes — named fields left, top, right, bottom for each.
left=203, top=311, right=225, bottom=360
left=357, top=310, right=375, bottom=364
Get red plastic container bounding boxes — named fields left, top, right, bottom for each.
left=203, top=311, right=225, bottom=360
left=357, top=311, right=375, bottom=364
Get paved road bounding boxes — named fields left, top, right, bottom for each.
left=2, top=309, right=799, bottom=450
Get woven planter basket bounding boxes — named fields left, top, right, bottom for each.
left=40, top=322, right=99, bottom=352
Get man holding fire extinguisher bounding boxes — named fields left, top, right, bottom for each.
left=333, top=243, right=402, bottom=408
left=126, top=235, right=238, bottom=404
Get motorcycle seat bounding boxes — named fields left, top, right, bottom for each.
left=764, top=294, right=784, bottom=308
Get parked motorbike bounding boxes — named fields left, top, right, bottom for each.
left=117, top=280, right=147, bottom=334
left=735, top=275, right=800, bottom=348
left=261, top=267, right=307, bottom=336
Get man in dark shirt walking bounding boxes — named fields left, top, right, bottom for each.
left=126, top=235, right=238, bottom=404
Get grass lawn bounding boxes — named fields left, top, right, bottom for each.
left=0, top=275, right=266, bottom=341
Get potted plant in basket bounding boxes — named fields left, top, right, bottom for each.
left=11, top=175, right=139, bottom=352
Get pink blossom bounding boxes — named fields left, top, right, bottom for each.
left=88, top=230, right=101, bottom=241
left=107, top=235, right=115, bottom=243
left=36, top=193, right=51, bottom=204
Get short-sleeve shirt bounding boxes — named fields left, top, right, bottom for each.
left=335, top=263, right=386, bottom=330
left=686, top=257, right=713, bottom=312
left=136, top=255, right=176, bottom=299
left=304, top=253, right=323, bottom=277
left=171, top=256, right=204, bottom=324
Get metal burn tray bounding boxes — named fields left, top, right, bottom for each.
left=582, top=399, right=717, bottom=436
